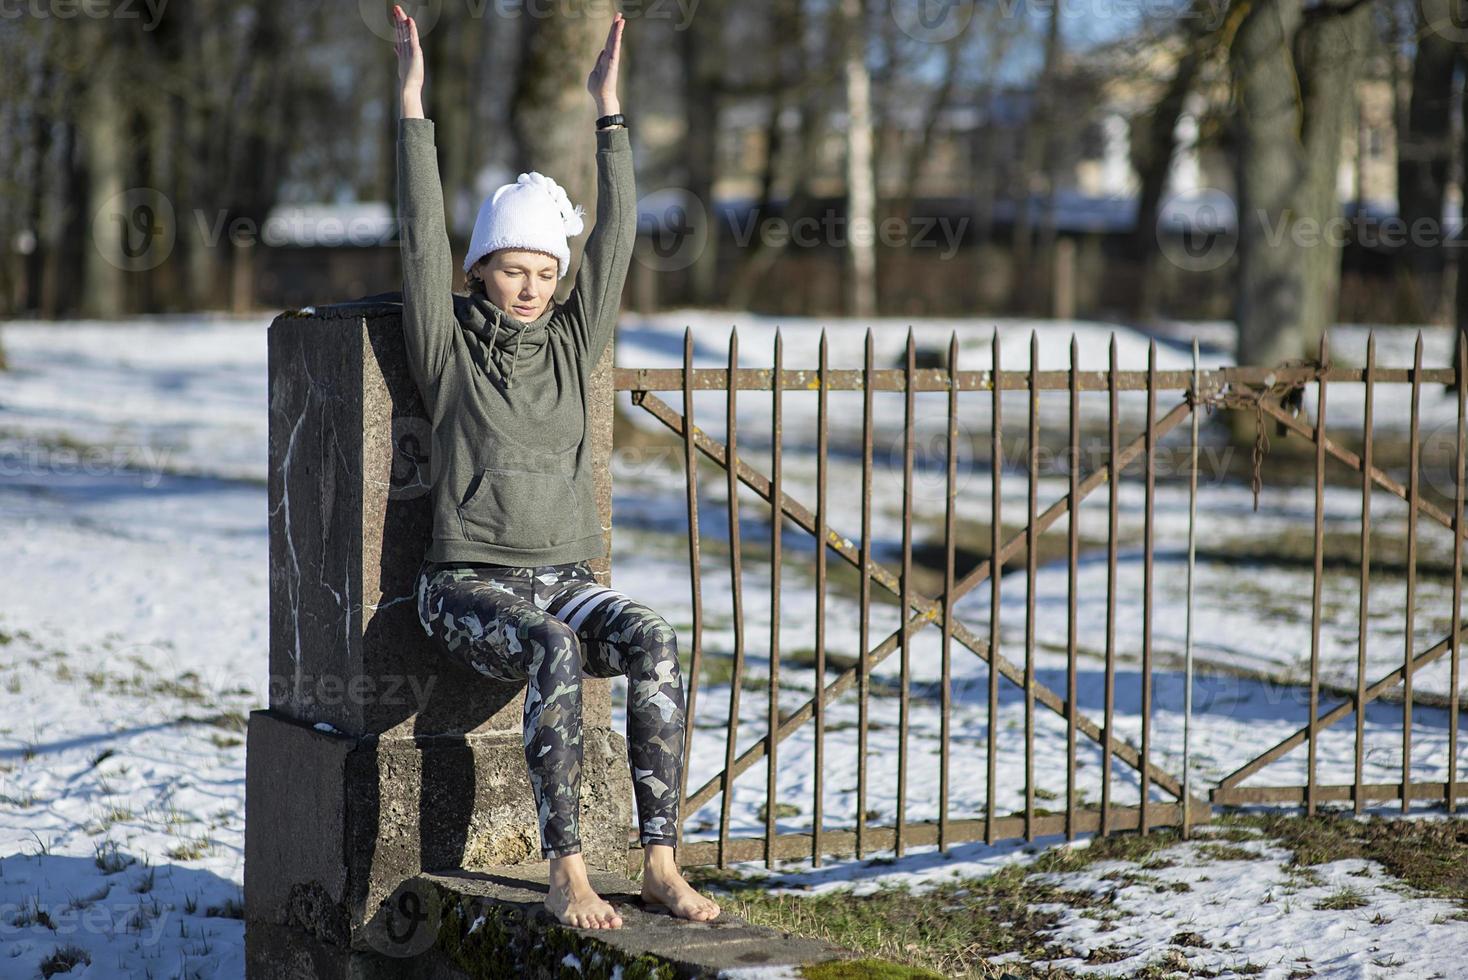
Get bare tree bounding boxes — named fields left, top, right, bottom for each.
left=1229, top=0, right=1375, bottom=367
left=1129, top=0, right=1219, bottom=322
left=841, top=0, right=877, bottom=318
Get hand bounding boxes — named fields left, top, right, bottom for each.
left=393, top=4, right=426, bottom=118
left=586, top=12, right=624, bottom=117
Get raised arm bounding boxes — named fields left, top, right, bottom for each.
left=558, top=14, right=635, bottom=369
left=393, top=5, right=455, bottom=403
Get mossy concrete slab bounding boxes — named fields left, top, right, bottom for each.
left=418, top=866, right=860, bottom=978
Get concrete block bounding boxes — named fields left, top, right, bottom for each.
left=266, top=300, right=611, bottom=738
left=245, top=709, right=633, bottom=950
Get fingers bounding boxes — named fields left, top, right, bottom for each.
left=602, top=12, right=623, bottom=57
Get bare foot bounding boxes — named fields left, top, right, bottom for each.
left=640, top=848, right=721, bottom=922
left=546, top=855, right=623, bottom=929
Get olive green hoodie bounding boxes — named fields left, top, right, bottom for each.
left=396, top=116, right=635, bottom=565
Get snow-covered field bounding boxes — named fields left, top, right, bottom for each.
left=0, top=311, right=1464, bottom=979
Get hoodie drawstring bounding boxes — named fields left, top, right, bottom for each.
left=469, top=296, right=528, bottom=388
left=505, top=322, right=525, bottom=388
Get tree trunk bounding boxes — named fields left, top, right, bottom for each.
left=841, top=0, right=877, bottom=319
left=1398, top=13, right=1456, bottom=323
left=1131, top=21, right=1204, bottom=323
left=679, top=0, right=725, bottom=307
left=1231, top=0, right=1306, bottom=367
left=79, top=52, right=127, bottom=318
left=1230, top=0, right=1371, bottom=451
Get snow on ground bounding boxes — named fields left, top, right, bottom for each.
left=0, top=311, right=1463, bottom=979
left=715, top=816, right=1468, bottom=979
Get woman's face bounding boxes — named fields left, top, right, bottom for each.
left=474, top=249, right=558, bottom=321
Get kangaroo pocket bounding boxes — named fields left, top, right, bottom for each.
left=456, top=466, right=581, bottom=551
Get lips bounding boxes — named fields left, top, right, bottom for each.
left=513, top=305, right=536, bottom=316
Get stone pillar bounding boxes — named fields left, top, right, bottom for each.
left=245, top=299, right=631, bottom=968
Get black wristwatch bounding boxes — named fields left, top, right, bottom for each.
left=595, top=113, right=626, bottom=130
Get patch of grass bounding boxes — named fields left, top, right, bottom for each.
left=685, top=850, right=1094, bottom=979
left=152, top=675, right=207, bottom=702
left=209, top=733, right=243, bottom=749
left=1220, top=810, right=1468, bottom=910
left=193, top=710, right=247, bottom=732
left=1196, top=843, right=1258, bottom=863
left=38, top=943, right=89, bottom=977
left=166, top=835, right=213, bottom=861
left=799, top=958, right=946, bottom=979
left=93, top=839, right=136, bottom=874
left=1313, top=886, right=1368, bottom=911
left=64, top=884, right=109, bottom=911
left=10, top=894, right=54, bottom=930
left=758, top=801, right=802, bottom=822
left=782, top=648, right=861, bottom=673
left=205, top=895, right=244, bottom=919
left=124, top=896, right=161, bottom=934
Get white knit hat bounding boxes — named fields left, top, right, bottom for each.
left=462, top=171, right=586, bottom=279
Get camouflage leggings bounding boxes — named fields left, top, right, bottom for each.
left=415, top=557, right=685, bottom=859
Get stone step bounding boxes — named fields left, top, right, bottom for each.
left=414, top=865, right=859, bottom=979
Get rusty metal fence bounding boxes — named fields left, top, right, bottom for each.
left=612, top=329, right=1467, bottom=872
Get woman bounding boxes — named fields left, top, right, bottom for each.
left=392, top=5, right=720, bottom=930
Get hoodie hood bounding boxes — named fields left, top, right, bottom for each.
left=453, top=290, right=557, bottom=389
